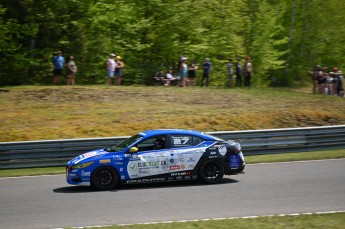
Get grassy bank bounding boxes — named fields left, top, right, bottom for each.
left=1, top=85, right=344, bottom=142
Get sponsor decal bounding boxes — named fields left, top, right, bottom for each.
left=138, top=161, right=161, bottom=168
left=114, top=162, right=123, bottom=165
left=170, top=159, right=174, bottom=163
left=81, top=171, right=91, bottom=177
left=126, top=178, right=166, bottom=183
left=170, top=165, right=180, bottom=170
left=129, top=163, right=138, bottom=171
left=209, top=156, right=219, bottom=159
left=217, top=146, right=227, bottom=156
left=139, top=170, right=149, bottom=175
left=171, top=171, right=191, bottom=176
left=100, top=159, right=111, bottom=163
left=230, top=154, right=240, bottom=168
left=121, top=175, right=125, bottom=179
left=113, top=156, right=123, bottom=161
left=181, top=165, right=185, bottom=169
left=187, top=157, right=196, bottom=163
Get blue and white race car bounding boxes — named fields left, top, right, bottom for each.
left=66, top=129, right=245, bottom=190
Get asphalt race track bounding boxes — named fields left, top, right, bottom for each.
left=0, top=159, right=344, bottom=229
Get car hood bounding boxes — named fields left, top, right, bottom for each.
left=68, top=148, right=109, bottom=165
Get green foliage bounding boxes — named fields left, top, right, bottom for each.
left=0, top=0, right=343, bottom=86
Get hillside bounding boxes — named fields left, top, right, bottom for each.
left=0, top=86, right=344, bottom=142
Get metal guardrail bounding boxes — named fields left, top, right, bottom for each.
left=0, top=125, right=345, bottom=169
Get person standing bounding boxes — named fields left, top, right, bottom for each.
left=243, top=56, right=253, bottom=87
left=188, top=60, right=197, bottom=86
left=201, top=58, right=212, bottom=87
left=106, top=53, right=116, bottom=85
left=114, top=56, right=124, bottom=85
left=66, top=56, right=77, bottom=85
left=227, top=58, right=234, bottom=88
left=179, top=57, right=188, bottom=87
left=52, top=51, right=65, bottom=84
left=235, top=57, right=242, bottom=87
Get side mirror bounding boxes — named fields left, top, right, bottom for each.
left=129, top=147, right=138, bottom=153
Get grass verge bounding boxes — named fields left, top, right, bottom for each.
left=74, top=212, right=345, bottom=229
left=1, top=149, right=344, bottom=178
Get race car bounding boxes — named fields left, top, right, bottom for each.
left=66, top=129, right=245, bottom=190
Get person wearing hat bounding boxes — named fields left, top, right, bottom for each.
left=106, top=53, right=116, bottom=85
left=227, top=58, right=234, bottom=87
left=114, top=56, right=124, bottom=85
left=52, top=51, right=65, bottom=84
left=179, top=57, right=188, bottom=87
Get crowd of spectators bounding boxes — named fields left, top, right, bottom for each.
left=310, top=65, right=344, bottom=97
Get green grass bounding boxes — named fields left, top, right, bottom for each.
left=1, top=149, right=344, bottom=178
left=1, top=85, right=345, bottom=142
left=66, top=212, right=345, bottom=229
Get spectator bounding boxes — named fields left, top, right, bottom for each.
left=333, top=67, right=344, bottom=96
left=188, top=60, right=197, bottom=86
left=66, top=56, right=77, bottom=85
left=235, top=57, right=242, bottom=87
left=244, top=56, right=253, bottom=87
left=153, top=71, right=165, bottom=85
left=179, top=57, right=188, bottom=87
left=317, top=67, right=326, bottom=94
left=310, top=65, right=320, bottom=94
left=165, top=69, right=177, bottom=86
left=327, top=71, right=335, bottom=95
left=227, top=58, right=234, bottom=88
left=114, top=56, right=124, bottom=85
left=200, top=58, right=212, bottom=87
left=106, top=53, right=116, bottom=85
left=52, top=51, right=65, bottom=84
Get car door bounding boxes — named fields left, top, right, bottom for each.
left=166, top=134, right=206, bottom=172
left=126, top=135, right=170, bottom=179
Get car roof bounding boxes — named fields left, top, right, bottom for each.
left=138, top=129, right=218, bottom=141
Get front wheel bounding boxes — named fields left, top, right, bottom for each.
left=91, top=166, right=119, bottom=190
left=198, top=160, right=224, bottom=184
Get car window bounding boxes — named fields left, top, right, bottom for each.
left=170, top=135, right=202, bottom=148
left=136, top=135, right=166, bottom=151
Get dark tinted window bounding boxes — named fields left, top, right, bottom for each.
left=136, top=135, right=166, bottom=151
left=170, top=135, right=203, bottom=148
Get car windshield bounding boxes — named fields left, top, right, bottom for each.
left=107, top=134, right=142, bottom=152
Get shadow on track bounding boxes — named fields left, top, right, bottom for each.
left=53, top=178, right=238, bottom=193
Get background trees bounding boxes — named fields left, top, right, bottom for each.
left=0, top=0, right=344, bottom=86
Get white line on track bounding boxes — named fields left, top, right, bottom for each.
left=51, top=210, right=345, bottom=229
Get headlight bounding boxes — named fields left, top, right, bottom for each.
left=72, top=161, right=94, bottom=169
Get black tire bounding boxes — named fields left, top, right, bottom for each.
left=91, top=166, right=119, bottom=190
left=198, top=160, right=224, bottom=184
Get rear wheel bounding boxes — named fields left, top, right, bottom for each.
left=91, top=166, right=119, bottom=190
left=198, top=160, right=224, bottom=184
